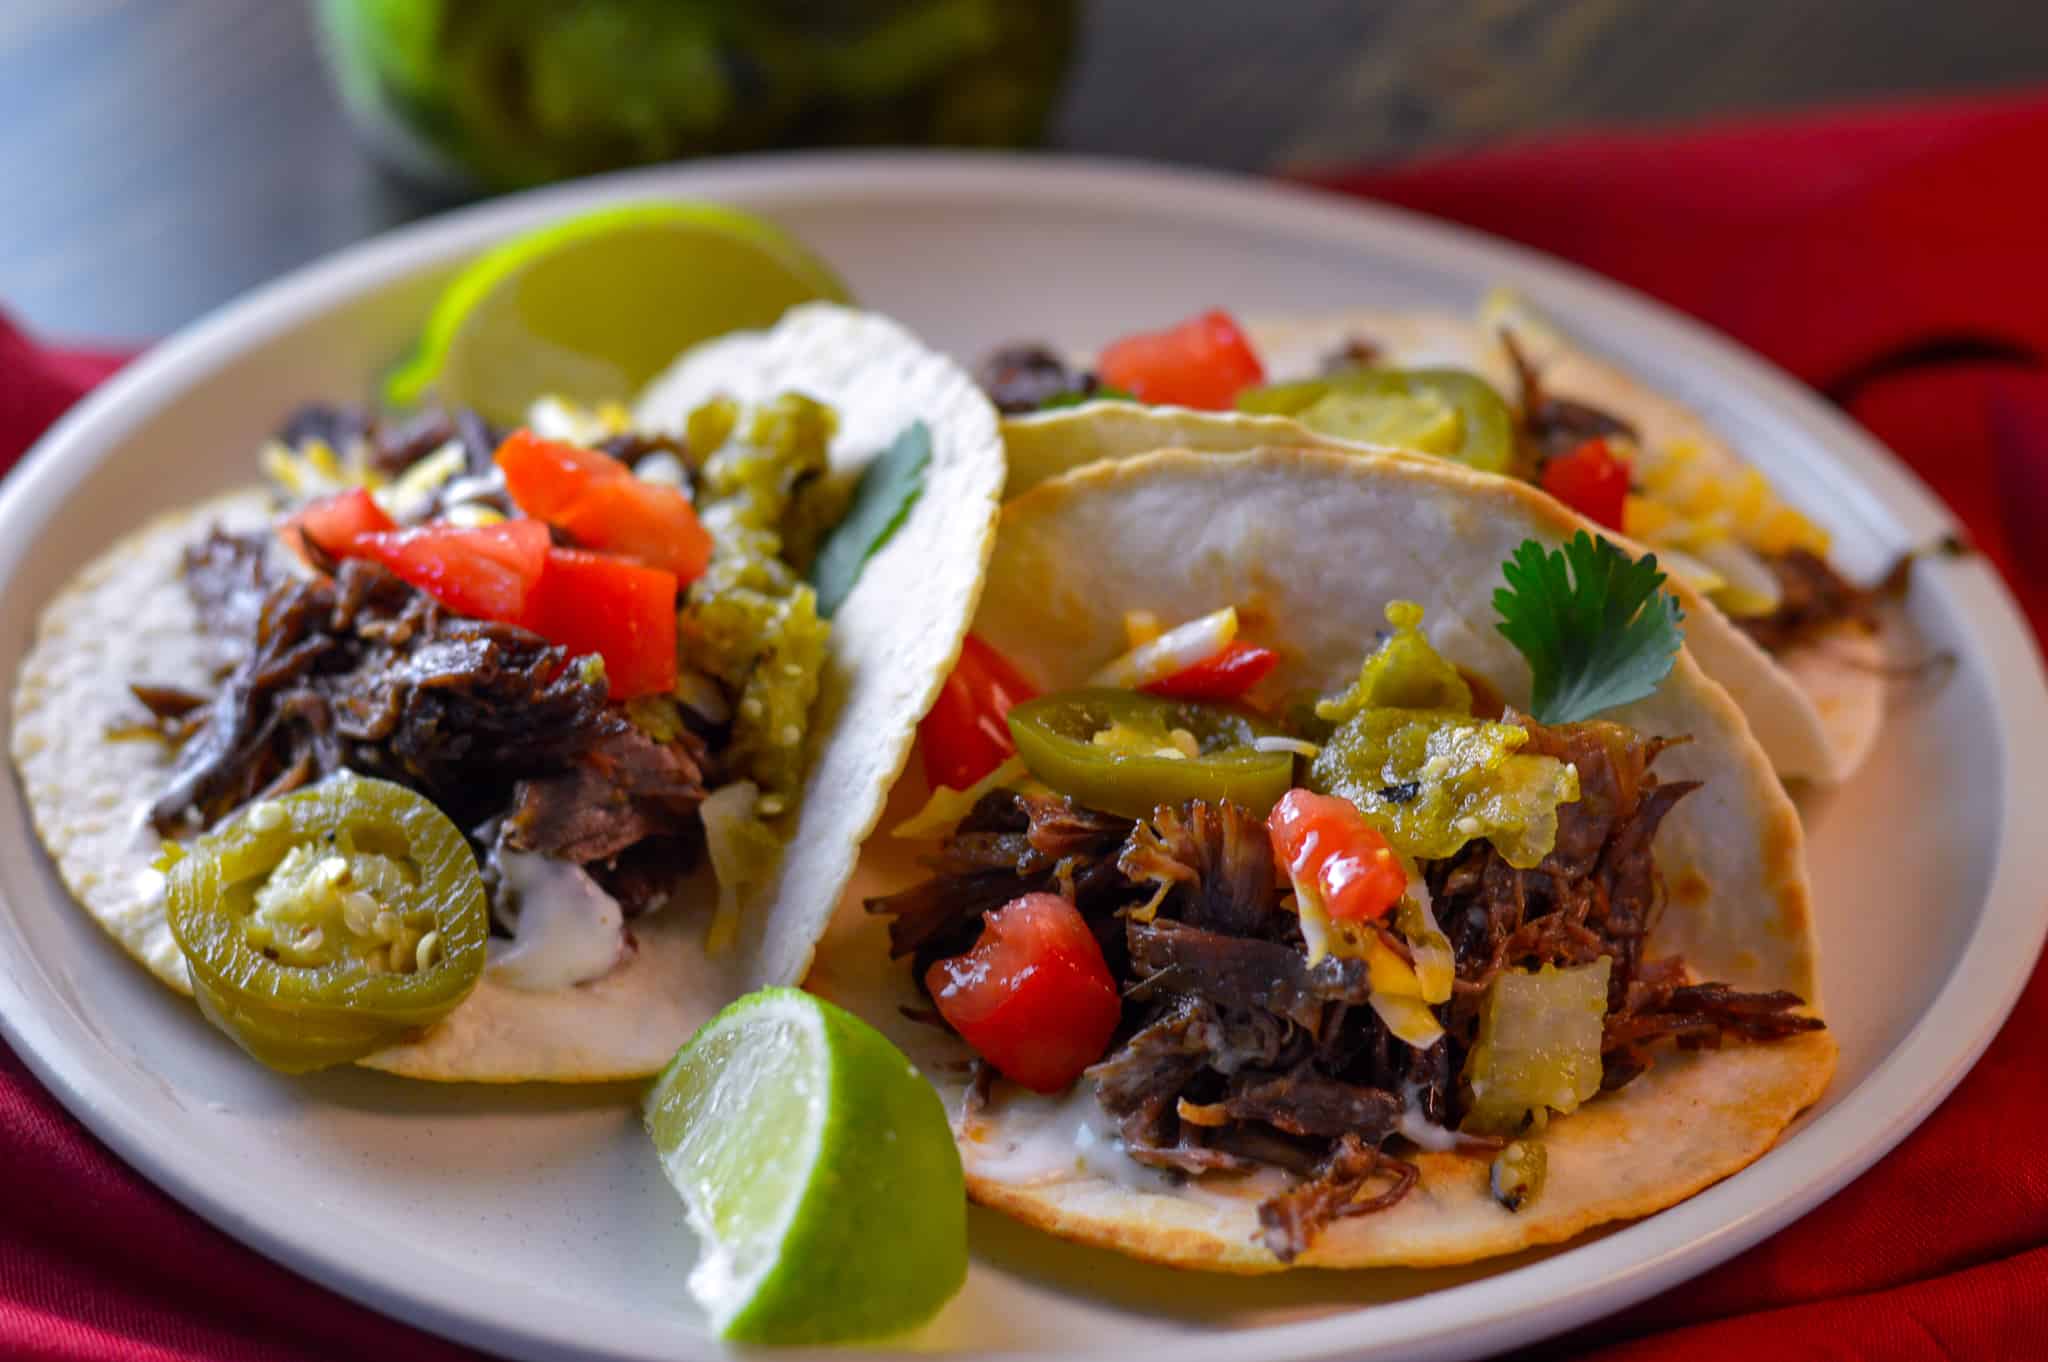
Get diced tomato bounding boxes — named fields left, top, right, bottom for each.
left=1097, top=309, right=1266, bottom=410
left=522, top=548, right=678, bottom=700
left=1540, top=438, right=1631, bottom=532
left=926, top=893, right=1121, bottom=1094
left=494, top=429, right=624, bottom=516
left=352, top=519, right=550, bottom=624
left=556, top=474, right=713, bottom=582
left=495, top=429, right=713, bottom=582
left=1141, top=640, right=1280, bottom=702
left=919, top=634, right=1038, bottom=791
left=1267, top=789, right=1407, bottom=923
left=281, top=488, right=394, bottom=562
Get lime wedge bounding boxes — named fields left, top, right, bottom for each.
left=644, top=988, right=966, bottom=1344
left=386, top=201, right=850, bottom=424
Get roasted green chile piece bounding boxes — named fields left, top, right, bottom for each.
left=163, top=775, right=489, bottom=1073
left=1316, top=601, right=1473, bottom=722
left=1460, top=958, right=1612, bottom=1136
left=1309, top=601, right=1580, bottom=868
left=1237, top=367, right=1518, bottom=474
left=1309, top=708, right=1579, bottom=869
left=1004, top=689, right=1294, bottom=820
left=687, top=393, right=837, bottom=808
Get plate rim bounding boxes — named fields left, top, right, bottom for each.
left=3, top=149, right=2045, bottom=1362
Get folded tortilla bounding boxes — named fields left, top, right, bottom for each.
left=808, top=445, right=1834, bottom=1271
left=1000, top=301, right=1884, bottom=783
left=10, top=304, right=1006, bottom=1083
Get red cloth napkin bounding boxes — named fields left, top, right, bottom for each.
left=7, top=89, right=2048, bottom=1362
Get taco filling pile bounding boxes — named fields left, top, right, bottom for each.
left=874, top=662, right=1817, bottom=1262
left=154, top=396, right=831, bottom=952
left=13, top=301, right=1007, bottom=1082
left=978, top=296, right=1901, bottom=782
left=812, top=445, right=1835, bottom=1273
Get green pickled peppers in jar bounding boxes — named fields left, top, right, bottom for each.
left=316, top=0, right=1077, bottom=191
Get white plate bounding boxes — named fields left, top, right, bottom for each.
left=3, top=154, right=2044, bottom=1362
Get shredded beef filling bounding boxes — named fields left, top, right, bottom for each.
left=1489, top=345, right=1882, bottom=656
left=869, top=716, right=1822, bottom=1261
left=1734, top=548, right=1882, bottom=655
left=974, top=344, right=1102, bottom=415
left=1500, top=328, right=1640, bottom=463
left=1320, top=336, right=1382, bottom=374
left=1256, top=1134, right=1419, bottom=1260
left=281, top=401, right=500, bottom=481
left=277, top=402, right=517, bottom=521
left=144, top=529, right=709, bottom=913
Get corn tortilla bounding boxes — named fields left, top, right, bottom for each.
left=11, top=304, right=1005, bottom=1083
left=1249, top=303, right=1883, bottom=782
left=1000, top=301, right=1885, bottom=782
left=809, top=446, right=1833, bottom=1271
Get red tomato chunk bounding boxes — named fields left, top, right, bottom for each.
left=927, top=893, right=1121, bottom=1094
left=1540, top=437, right=1630, bottom=532
left=1097, top=309, right=1266, bottom=410
left=281, top=487, right=395, bottom=561
left=1141, top=640, right=1279, bottom=702
left=1267, top=789, right=1407, bottom=923
left=522, top=548, right=678, bottom=700
left=919, top=634, right=1038, bottom=791
left=353, top=519, right=551, bottom=625
left=495, top=429, right=713, bottom=582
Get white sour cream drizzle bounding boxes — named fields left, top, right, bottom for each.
left=126, top=802, right=168, bottom=910
left=1395, top=1077, right=1464, bottom=1153
left=959, top=1079, right=1175, bottom=1194
left=964, top=1069, right=1466, bottom=1193
left=486, top=849, right=627, bottom=992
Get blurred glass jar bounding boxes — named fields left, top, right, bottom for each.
left=314, top=0, right=1077, bottom=192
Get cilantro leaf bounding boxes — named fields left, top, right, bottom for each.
left=809, top=420, right=930, bottom=619
left=1493, top=531, right=1684, bottom=724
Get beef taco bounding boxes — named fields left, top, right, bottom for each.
left=807, top=445, right=1833, bottom=1271
left=982, top=295, right=1890, bottom=782
left=11, top=303, right=1005, bottom=1082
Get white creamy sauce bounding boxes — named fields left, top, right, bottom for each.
left=124, top=802, right=168, bottom=911
left=486, top=849, right=627, bottom=992
left=1396, top=1074, right=1464, bottom=1152
left=963, top=1071, right=1469, bottom=1197
left=633, top=451, right=687, bottom=487
left=131, top=864, right=167, bottom=913
left=960, top=1079, right=1174, bottom=1194
left=1395, top=1107, right=1463, bottom=1153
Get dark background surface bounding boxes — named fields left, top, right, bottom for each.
left=6, top=0, right=2047, bottom=341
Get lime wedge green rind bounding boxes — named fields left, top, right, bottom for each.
left=645, top=987, right=966, bottom=1346
left=385, top=201, right=851, bottom=424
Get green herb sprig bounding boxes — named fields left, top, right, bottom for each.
left=808, top=420, right=930, bottom=618
left=1493, top=532, right=1684, bottom=724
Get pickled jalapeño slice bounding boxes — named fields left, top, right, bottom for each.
left=163, top=774, right=488, bottom=1073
